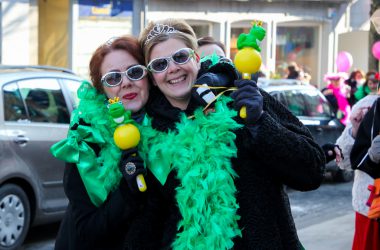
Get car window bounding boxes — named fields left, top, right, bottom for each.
left=269, top=91, right=288, bottom=107
left=18, top=78, right=70, bottom=124
left=61, top=79, right=81, bottom=109
left=300, top=89, right=332, bottom=118
left=283, top=90, right=308, bottom=116
left=3, top=83, right=28, bottom=121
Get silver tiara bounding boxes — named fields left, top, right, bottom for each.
left=105, top=36, right=119, bottom=46
left=144, top=24, right=178, bottom=45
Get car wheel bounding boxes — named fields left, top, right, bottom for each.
left=332, top=169, right=354, bottom=182
left=0, top=184, right=31, bottom=250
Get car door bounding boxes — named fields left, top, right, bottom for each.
left=3, top=78, right=73, bottom=213
left=279, top=88, right=344, bottom=145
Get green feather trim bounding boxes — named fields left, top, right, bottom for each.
left=50, top=81, right=122, bottom=206
left=140, top=96, right=243, bottom=249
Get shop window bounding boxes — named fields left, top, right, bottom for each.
left=276, top=26, right=318, bottom=83
left=230, top=27, right=250, bottom=59
left=191, top=25, right=210, bottom=38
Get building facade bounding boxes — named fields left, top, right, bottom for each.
left=0, top=0, right=372, bottom=87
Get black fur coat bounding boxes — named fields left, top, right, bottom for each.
left=145, top=87, right=325, bottom=249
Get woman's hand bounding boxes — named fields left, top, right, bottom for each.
left=350, top=106, right=370, bottom=138
left=119, top=148, right=146, bottom=193
left=322, top=143, right=344, bottom=163
left=231, top=79, right=263, bottom=125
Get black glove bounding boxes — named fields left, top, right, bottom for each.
left=322, top=143, right=344, bottom=163
left=119, top=148, right=146, bottom=193
left=191, top=73, right=218, bottom=107
left=230, top=79, right=263, bottom=125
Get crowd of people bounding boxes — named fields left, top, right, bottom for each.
left=49, top=17, right=380, bottom=250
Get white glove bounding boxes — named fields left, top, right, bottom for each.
left=368, top=135, right=380, bottom=163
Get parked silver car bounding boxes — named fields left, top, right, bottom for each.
left=258, top=78, right=353, bottom=182
left=0, top=65, right=82, bottom=250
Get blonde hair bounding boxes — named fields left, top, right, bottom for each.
left=139, top=19, right=197, bottom=65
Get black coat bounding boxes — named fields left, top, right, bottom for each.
left=145, top=88, right=325, bottom=249
left=351, top=97, right=380, bottom=178
left=55, top=123, right=165, bottom=250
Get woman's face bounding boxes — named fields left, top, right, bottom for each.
left=368, top=79, right=379, bottom=92
left=100, top=50, right=149, bottom=113
left=330, top=78, right=341, bottom=87
left=148, top=38, right=199, bottom=110
left=354, top=72, right=364, bottom=82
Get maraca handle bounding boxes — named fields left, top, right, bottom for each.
left=131, top=153, right=147, bottom=192
left=239, top=72, right=252, bottom=118
left=136, top=174, right=147, bottom=192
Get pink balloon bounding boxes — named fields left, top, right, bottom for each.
left=336, top=51, right=353, bottom=72
left=372, top=41, right=380, bottom=60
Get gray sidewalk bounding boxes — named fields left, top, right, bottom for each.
left=297, top=213, right=354, bottom=250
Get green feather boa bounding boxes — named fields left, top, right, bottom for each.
left=51, top=81, right=243, bottom=247
left=50, top=81, right=122, bottom=206
left=139, top=97, right=243, bottom=249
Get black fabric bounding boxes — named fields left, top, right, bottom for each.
left=321, top=88, right=339, bottom=115
left=198, top=57, right=240, bottom=85
left=351, top=98, right=380, bottom=178
left=230, top=79, right=263, bottom=125
left=145, top=87, right=201, bottom=132
left=54, top=122, right=165, bottom=250
left=119, top=148, right=147, bottom=194
left=345, top=78, right=358, bottom=107
left=322, top=143, right=343, bottom=163
left=145, top=82, right=325, bottom=249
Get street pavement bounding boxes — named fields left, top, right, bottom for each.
left=23, top=213, right=355, bottom=250
left=297, top=212, right=354, bottom=250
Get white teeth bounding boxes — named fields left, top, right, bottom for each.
left=169, top=76, right=186, bottom=84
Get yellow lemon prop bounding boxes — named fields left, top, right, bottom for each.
left=114, top=124, right=140, bottom=150
left=234, top=47, right=261, bottom=119
left=234, top=47, right=262, bottom=77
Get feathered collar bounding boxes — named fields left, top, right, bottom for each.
left=140, top=95, right=242, bottom=249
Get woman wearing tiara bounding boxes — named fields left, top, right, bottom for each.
left=137, top=19, right=325, bottom=249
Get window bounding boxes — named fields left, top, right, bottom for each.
left=61, top=79, right=81, bottom=109
left=18, top=78, right=70, bottom=124
left=283, top=90, right=307, bottom=116
left=301, top=89, right=332, bottom=118
left=191, top=24, right=209, bottom=39
left=276, top=26, right=318, bottom=82
left=3, top=83, right=27, bottom=121
left=279, top=88, right=332, bottom=118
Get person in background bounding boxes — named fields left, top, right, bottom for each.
left=345, top=69, right=365, bottom=107
left=197, top=36, right=267, bottom=81
left=336, top=91, right=378, bottom=250
left=138, top=18, right=325, bottom=249
left=350, top=93, right=380, bottom=250
left=322, top=72, right=351, bottom=126
left=286, top=62, right=300, bottom=80
left=197, top=36, right=226, bottom=57
left=354, top=70, right=379, bottom=103
left=52, top=36, right=163, bottom=250
left=198, top=32, right=341, bottom=173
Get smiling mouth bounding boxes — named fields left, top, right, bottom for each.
left=123, top=93, right=137, bottom=100
left=169, top=75, right=186, bottom=84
